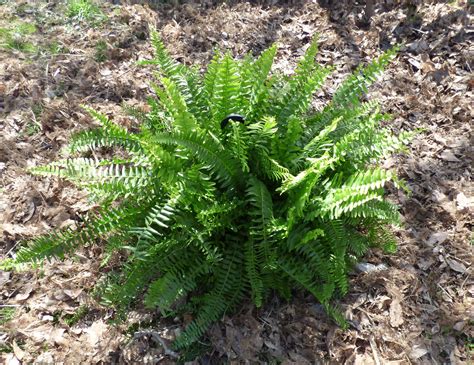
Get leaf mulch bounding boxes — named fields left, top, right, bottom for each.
left=0, top=0, right=472, bottom=364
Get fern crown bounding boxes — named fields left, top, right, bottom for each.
left=15, top=31, right=411, bottom=349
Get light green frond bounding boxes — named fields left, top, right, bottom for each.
left=332, top=46, right=398, bottom=109
left=318, top=168, right=395, bottom=219
left=241, top=44, right=277, bottom=114
left=139, top=29, right=185, bottom=78
left=153, top=77, right=198, bottom=132
left=227, top=121, right=249, bottom=172
left=209, top=53, right=241, bottom=127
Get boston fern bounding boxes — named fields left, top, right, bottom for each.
left=13, top=31, right=412, bottom=349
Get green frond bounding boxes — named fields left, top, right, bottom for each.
left=280, top=152, right=337, bottom=193
left=227, top=121, right=249, bottom=172
left=153, top=131, right=240, bottom=187
left=244, top=239, right=264, bottom=307
left=173, top=251, right=244, bottom=349
left=368, top=224, right=398, bottom=253
left=179, top=67, right=207, bottom=122
left=240, top=44, right=277, bottom=115
left=82, top=106, right=131, bottom=138
left=322, top=220, right=350, bottom=294
left=303, top=116, right=340, bottom=156
left=246, top=175, right=275, bottom=263
left=255, top=151, right=293, bottom=182
left=145, top=249, right=208, bottom=314
left=31, top=158, right=153, bottom=201
left=67, top=128, right=142, bottom=155
left=140, top=29, right=185, bottom=78
left=270, top=38, right=331, bottom=125
left=246, top=176, right=274, bottom=228
left=279, top=254, right=334, bottom=305
left=332, top=46, right=398, bottom=109
left=303, top=99, right=380, bottom=147
left=347, top=199, right=401, bottom=224
left=133, top=194, right=180, bottom=246
left=15, top=202, right=145, bottom=263
left=153, top=77, right=198, bottom=132
left=209, top=53, right=241, bottom=127
left=319, top=168, right=394, bottom=217
left=203, top=51, right=222, bottom=107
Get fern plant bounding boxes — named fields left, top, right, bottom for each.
left=12, top=31, right=412, bottom=349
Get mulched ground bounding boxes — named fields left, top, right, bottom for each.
left=0, top=0, right=472, bottom=363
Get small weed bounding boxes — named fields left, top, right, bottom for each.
left=0, top=258, right=15, bottom=271
left=467, top=337, right=473, bottom=362
left=0, top=345, right=12, bottom=354
left=0, top=307, right=16, bottom=325
left=48, top=41, right=69, bottom=55
left=67, top=0, right=106, bottom=24
left=0, top=22, right=37, bottom=53
left=94, top=40, right=108, bottom=62
left=25, top=120, right=41, bottom=136
left=32, top=103, right=43, bottom=119
left=64, top=305, right=89, bottom=326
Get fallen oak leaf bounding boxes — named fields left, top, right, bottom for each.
left=12, top=341, right=25, bottom=361
left=389, top=298, right=404, bottom=328
left=447, top=259, right=467, bottom=274
left=456, top=192, right=473, bottom=211
left=13, top=284, right=33, bottom=303
left=439, top=150, right=460, bottom=162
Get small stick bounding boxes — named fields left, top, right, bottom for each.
left=133, top=330, right=179, bottom=359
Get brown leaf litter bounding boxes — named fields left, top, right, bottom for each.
left=1, top=0, right=472, bottom=363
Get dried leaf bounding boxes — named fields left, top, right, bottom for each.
left=456, top=192, right=473, bottom=211
left=439, top=150, right=460, bottom=162
left=84, top=320, right=108, bottom=348
left=354, top=353, right=376, bottom=365
left=453, top=321, right=466, bottom=332
left=427, top=232, right=449, bottom=245
left=14, top=284, right=34, bottom=303
left=0, top=271, right=11, bottom=287
left=355, top=263, right=388, bottom=273
left=389, top=298, right=404, bottom=328
left=447, top=259, right=467, bottom=274
left=50, top=328, right=67, bottom=346
left=12, top=341, right=25, bottom=361
left=63, top=288, right=83, bottom=300
left=409, top=345, right=429, bottom=360
left=4, top=353, right=20, bottom=365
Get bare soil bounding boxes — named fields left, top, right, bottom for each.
left=0, top=0, right=472, bottom=364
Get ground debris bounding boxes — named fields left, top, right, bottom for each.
left=0, top=0, right=472, bottom=363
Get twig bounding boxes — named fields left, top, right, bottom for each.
left=133, top=330, right=179, bottom=359
left=437, top=283, right=453, bottom=301
left=369, top=335, right=382, bottom=365
left=411, top=27, right=428, bottom=34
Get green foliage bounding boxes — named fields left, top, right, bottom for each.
left=0, top=22, right=37, bottom=53
left=12, top=31, right=411, bottom=350
left=64, top=305, right=89, bottom=326
left=0, top=307, right=15, bottom=325
left=66, top=0, right=105, bottom=24
left=94, top=40, right=108, bottom=62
